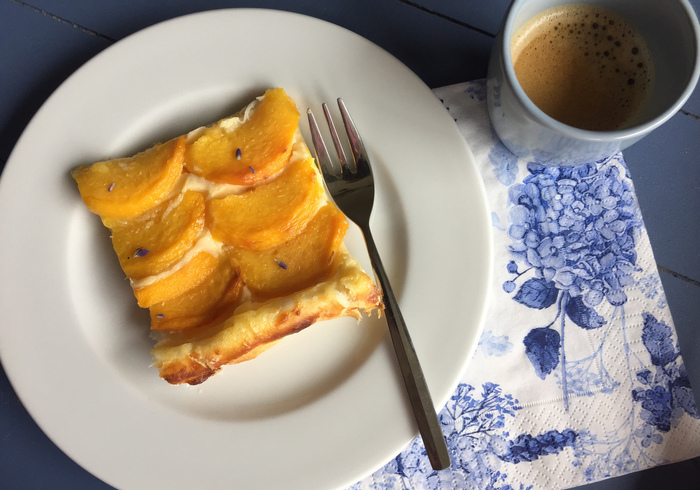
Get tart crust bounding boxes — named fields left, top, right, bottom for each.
left=152, top=249, right=381, bottom=385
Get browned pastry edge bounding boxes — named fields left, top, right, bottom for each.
left=151, top=250, right=382, bottom=385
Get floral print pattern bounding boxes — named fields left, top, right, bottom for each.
left=502, top=159, right=643, bottom=408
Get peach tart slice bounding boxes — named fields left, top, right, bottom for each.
left=209, top=156, right=325, bottom=251
left=71, top=88, right=383, bottom=385
left=149, top=251, right=243, bottom=332
left=102, top=190, right=206, bottom=280
left=71, top=135, right=185, bottom=218
left=231, top=203, right=348, bottom=298
left=185, top=87, right=299, bottom=185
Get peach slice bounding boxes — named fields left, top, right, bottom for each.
left=149, top=253, right=243, bottom=331
left=232, top=203, right=348, bottom=298
left=72, top=136, right=186, bottom=218
left=184, top=88, right=299, bottom=185
left=103, top=191, right=206, bottom=280
left=133, top=251, right=220, bottom=308
left=209, top=157, right=325, bottom=251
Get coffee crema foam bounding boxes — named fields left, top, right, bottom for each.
left=511, top=4, right=654, bottom=131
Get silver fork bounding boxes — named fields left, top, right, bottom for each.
left=307, top=99, right=451, bottom=471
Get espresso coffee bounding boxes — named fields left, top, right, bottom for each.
left=511, top=4, right=654, bottom=131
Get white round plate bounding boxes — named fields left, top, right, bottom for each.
left=0, top=9, right=491, bottom=490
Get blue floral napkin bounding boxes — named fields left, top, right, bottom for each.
left=352, top=80, right=700, bottom=489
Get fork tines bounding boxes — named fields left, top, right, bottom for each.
left=307, top=99, right=371, bottom=180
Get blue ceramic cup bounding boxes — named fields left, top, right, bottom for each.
left=487, top=0, right=700, bottom=165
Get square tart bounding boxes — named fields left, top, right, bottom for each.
left=72, top=88, right=383, bottom=385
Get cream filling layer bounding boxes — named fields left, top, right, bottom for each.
left=179, top=128, right=312, bottom=200
left=130, top=230, right=222, bottom=289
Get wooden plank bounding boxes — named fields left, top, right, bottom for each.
left=625, top=110, right=700, bottom=282
left=0, top=1, right=110, bottom=172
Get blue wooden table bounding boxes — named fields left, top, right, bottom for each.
left=1, top=1, right=698, bottom=488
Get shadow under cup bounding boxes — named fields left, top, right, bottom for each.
left=487, top=0, right=700, bottom=165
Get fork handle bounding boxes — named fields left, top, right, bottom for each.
left=362, top=227, right=451, bottom=471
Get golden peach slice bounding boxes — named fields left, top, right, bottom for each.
left=209, top=157, right=325, bottom=251
left=232, top=203, right=348, bottom=298
left=103, top=191, right=205, bottom=280
left=149, top=254, right=243, bottom=331
left=184, top=88, right=300, bottom=185
left=133, top=250, right=220, bottom=308
left=72, top=136, right=186, bottom=218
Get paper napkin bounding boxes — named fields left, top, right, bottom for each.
left=352, top=80, right=700, bottom=489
